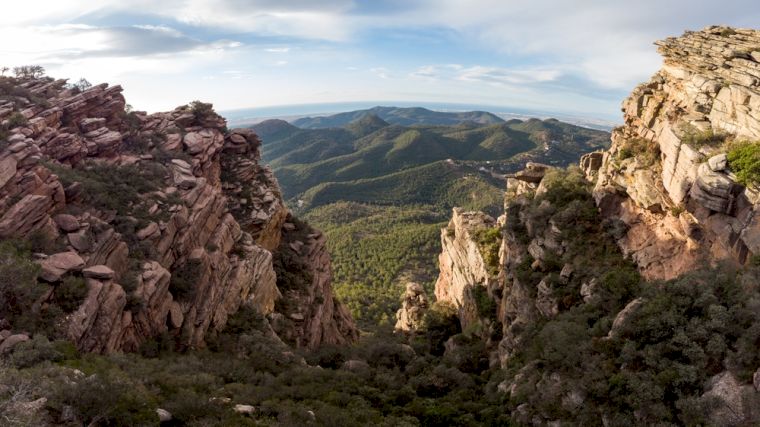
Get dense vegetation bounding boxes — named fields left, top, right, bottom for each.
left=256, top=112, right=608, bottom=331
left=727, top=140, right=760, bottom=186
left=5, top=164, right=760, bottom=425
left=304, top=203, right=445, bottom=327
left=0, top=304, right=507, bottom=426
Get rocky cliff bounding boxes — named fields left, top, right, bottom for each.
left=0, top=76, right=356, bottom=353
left=583, top=25, right=760, bottom=280
left=426, top=26, right=760, bottom=425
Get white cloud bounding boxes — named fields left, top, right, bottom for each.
left=411, top=64, right=561, bottom=86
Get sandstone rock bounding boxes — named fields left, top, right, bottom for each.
left=395, top=282, right=429, bottom=332
left=580, top=279, right=599, bottom=304
left=607, top=298, right=644, bottom=339
left=702, top=371, right=746, bottom=427
left=0, top=156, right=17, bottom=189
left=341, top=359, right=370, bottom=372
left=753, top=368, right=760, bottom=392
left=233, top=404, right=256, bottom=415
left=434, top=209, right=498, bottom=329
left=513, top=162, right=551, bottom=183
left=68, top=230, right=91, bottom=252
left=54, top=214, right=80, bottom=232
left=0, top=333, right=30, bottom=353
left=156, top=408, right=172, bottom=422
left=535, top=279, right=558, bottom=318
left=39, top=251, right=85, bottom=282
left=82, top=265, right=115, bottom=280
left=708, top=153, right=728, bottom=172
left=691, top=163, right=735, bottom=213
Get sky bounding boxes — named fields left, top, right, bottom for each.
left=1, top=1, right=758, bottom=121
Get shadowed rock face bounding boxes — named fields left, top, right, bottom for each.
left=584, top=26, right=760, bottom=280
left=0, top=76, right=356, bottom=352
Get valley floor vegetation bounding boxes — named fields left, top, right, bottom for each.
left=5, top=167, right=760, bottom=425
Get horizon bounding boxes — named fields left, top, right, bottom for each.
left=2, top=2, right=758, bottom=120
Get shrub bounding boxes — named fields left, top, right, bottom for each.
left=170, top=259, right=203, bottom=301
left=0, top=242, right=44, bottom=327
left=8, top=335, right=64, bottom=368
left=421, top=302, right=461, bottom=356
left=680, top=124, right=728, bottom=148
left=5, top=112, right=27, bottom=129
left=727, top=140, right=760, bottom=186
left=55, top=276, right=88, bottom=312
left=189, top=100, right=215, bottom=122
left=12, top=65, right=45, bottom=79
left=616, top=137, right=659, bottom=166
left=470, top=285, right=497, bottom=321
left=472, top=227, right=501, bottom=276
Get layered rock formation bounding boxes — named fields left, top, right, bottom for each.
left=584, top=26, right=760, bottom=279
left=394, top=282, right=429, bottom=332
left=0, top=76, right=356, bottom=352
left=269, top=217, right=359, bottom=348
left=435, top=208, right=499, bottom=330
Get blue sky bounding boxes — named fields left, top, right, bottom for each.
left=1, top=1, right=758, bottom=121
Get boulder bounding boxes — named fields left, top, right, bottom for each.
left=702, top=371, right=745, bottom=426
left=690, top=163, right=734, bottom=213
left=708, top=153, right=728, bottom=172
left=607, top=298, right=644, bottom=339
left=0, top=333, right=30, bottom=353
left=233, top=404, right=256, bottom=415
left=54, top=214, right=80, bottom=232
left=82, top=265, right=115, bottom=280
left=39, top=251, right=85, bottom=282
left=156, top=408, right=172, bottom=422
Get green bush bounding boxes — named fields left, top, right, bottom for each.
left=727, top=140, right=760, bottom=186
left=680, top=125, right=728, bottom=148
left=616, top=137, right=660, bottom=165
left=0, top=241, right=44, bottom=328
left=170, top=259, right=203, bottom=301
left=472, top=227, right=502, bottom=276
left=55, top=276, right=88, bottom=312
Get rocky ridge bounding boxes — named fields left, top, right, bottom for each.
left=426, top=26, right=760, bottom=425
left=583, top=25, right=760, bottom=279
left=0, top=76, right=356, bottom=353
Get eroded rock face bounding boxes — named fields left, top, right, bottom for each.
left=589, top=26, right=760, bottom=280
left=394, top=282, right=429, bottom=332
left=270, top=219, right=358, bottom=349
left=0, top=76, right=355, bottom=352
left=434, top=208, right=498, bottom=329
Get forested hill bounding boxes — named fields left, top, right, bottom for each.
left=291, top=106, right=504, bottom=128
left=251, top=110, right=610, bottom=327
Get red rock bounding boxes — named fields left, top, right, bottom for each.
left=38, top=251, right=85, bottom=282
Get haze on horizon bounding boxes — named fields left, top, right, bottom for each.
left=1, top=1, right=757, bottom=121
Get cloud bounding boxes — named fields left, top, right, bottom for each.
left=411, top=64, right=560, bottom=86
left=370, top=67, right=391, bottom=79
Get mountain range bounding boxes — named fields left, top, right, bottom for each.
left=252, top=107, right=610, bottom=326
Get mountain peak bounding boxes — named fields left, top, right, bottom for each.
left=345, top=113, right=390, bottom=136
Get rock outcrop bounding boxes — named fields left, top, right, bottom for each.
left=587, top=26, right=760, bottom=279
left=0, top=76, right=356, bottom=352
left=435, top=208, right=499, bottom=330
left=394, top=282, right=429, bottom=332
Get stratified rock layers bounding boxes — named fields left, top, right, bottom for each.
left=0, top=78, right=356, bottom=352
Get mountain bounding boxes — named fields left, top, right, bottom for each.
left=292, top=106, right=505, bottom=128
left=261, top=116, right=610, bottom=203
left=255, top=110, right=609, bottom=326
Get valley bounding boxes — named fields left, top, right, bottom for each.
left=253, top=107, right=610, bottom=326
